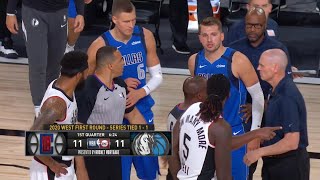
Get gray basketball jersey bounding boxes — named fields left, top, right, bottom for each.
left=177, top=102, right=215, bottom=180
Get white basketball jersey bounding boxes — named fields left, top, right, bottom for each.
left=177, top=102, right=215, bottom=180
left=40, top=80, right=78, bottom=125
left=40, top=80, right=77, bottom=161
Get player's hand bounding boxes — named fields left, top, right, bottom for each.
left=74, top=15, right=85, bottom=33
left=6, top=15, right=19, bottom=34
left=256, top=126, right=282, bottom=141
left=243, top=149, right=261, bottom=166
left=240, top=103, right=252, bottom=123
left=126, top=88, right=146, bottom=108
left=247, top=138, right=260, bottom=152
left=125, top=78, right=141, bottom=91
left=291, top=66, right=303, bottom=79
left=48, top=161, right=68, bottom=177
left=84, top=0, right=92, bottom=4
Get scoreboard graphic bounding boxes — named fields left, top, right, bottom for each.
left=26, top=125, right=171, bottom=156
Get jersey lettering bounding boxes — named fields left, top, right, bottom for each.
left=123, top=52, right=143, bottom=66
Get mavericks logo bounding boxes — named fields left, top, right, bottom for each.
left=132, top=132, right=170, bottom=156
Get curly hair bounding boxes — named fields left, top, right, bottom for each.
left=197, top=74, right=230, bottom=122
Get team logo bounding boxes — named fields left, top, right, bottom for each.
left=31, top=18, right=39, bottom=27
left=132, top=132, right=170, bottom=156
left=26, top=132, right=66, bottom=156
left=87, top=138, right=110, bottom=149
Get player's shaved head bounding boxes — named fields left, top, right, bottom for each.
left=183, top=76, right=207, bottom=100
left=261, top=49, right=288, bottom=71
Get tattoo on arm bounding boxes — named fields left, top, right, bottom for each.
left=30, top=97, right=66, bottom=130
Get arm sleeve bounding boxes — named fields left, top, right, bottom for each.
left=74, top=0, right=85, bottom=16
left=6, top=0, right=20, bottom=14
left=142, top=64, right=163, bottom=95
left=247, top=82, right=264, bottom=131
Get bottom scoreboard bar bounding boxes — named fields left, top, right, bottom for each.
left=68, top=149, right=131, bottom=156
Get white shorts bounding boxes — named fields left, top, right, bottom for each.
left=30, top=158, right=77, bottom=180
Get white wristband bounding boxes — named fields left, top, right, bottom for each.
left=142, top=64, right=163, bottom=95
left=6, top=13, right=16, bottom=16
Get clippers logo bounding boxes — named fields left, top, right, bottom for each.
left=26, top=132, right=66, bottom=156
left=40, top=134, right=53, bottom=154
left=87, top=138, right=110, bottom=149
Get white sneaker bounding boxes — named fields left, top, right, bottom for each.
left=65, top=44, right=75, bottom=54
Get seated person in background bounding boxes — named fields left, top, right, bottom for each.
left=225, top=0, right=279, bottom=45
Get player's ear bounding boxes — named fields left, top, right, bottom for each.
left=221, top=32, right=225, bottom=41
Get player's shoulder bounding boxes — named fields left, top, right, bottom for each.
left=89, top=36, right=106, bottom=49
left=188, top=52, right=199, bottom=63
left=232, top=50, right=250, bottom=64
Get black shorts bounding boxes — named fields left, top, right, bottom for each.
left=84, top=156, right=122, bottom=180
left=262, top=148, right=310, bottom=180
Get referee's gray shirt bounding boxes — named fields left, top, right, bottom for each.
left=77, top=75, right=134, bottom=124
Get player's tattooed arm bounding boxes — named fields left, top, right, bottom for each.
left=30, top=97, right=66, bottom=130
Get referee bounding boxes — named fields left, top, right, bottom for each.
left=76, top=46, right=146, bottom=180
left=244, top=49, right=309, bottom=180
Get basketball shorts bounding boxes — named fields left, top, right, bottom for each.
left=68, top=0, right=77, bottom=18
left=231, top=124, right=248, bottom=180
left=30, top=158, right=76, bottom=180
left=122, top=110, right=159, bottom=180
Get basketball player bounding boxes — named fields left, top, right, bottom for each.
left=29, top=51, right=89, bottom=180
left=86, top=0, right=163, bottom=179
left=188, top=17, right=264, bottom=180
left=164, top=76, right=207, bottom=180
left=169, top=74, right=281, bottom=180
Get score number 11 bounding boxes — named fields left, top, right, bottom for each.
left=115, top=139, right=124, bottom=147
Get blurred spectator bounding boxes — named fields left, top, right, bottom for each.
left=225, top=0, right=279, bottom=45
left=169, top=0, right=190, bottom=54
left=0, top=0, right=18, bottom=59
left=6, top=0, right=85, bottom=116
